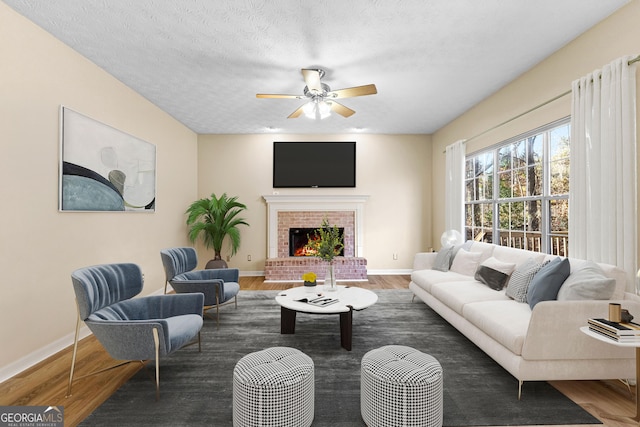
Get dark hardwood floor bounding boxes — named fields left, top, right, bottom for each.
left=0, top=275, right=636, bottom=426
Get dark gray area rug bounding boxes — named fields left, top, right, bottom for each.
left=80, top=289, right=601, bottom=426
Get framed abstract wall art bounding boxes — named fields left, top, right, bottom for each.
left=59, top=106, right=156, bottom=212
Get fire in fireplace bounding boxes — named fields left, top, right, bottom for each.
left=289, top=227, right=345, bottom=257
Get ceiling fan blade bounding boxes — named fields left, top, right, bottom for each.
left=256, top=93, right=302, bottom=99
left=287, top=105, right=306, bottom=119
left=329, top=101, right=355, bottom=118
left=329, top=84, right=377, bottom=99
left=301, top=69, right=322, bottom=94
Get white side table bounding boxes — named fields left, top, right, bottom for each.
left=580, top=326, right=640, bottom=423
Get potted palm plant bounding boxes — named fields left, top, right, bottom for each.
left=185, top=192, right=249, bottom=268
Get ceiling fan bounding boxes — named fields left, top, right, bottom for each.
left=256, top=68, right=377, bottom=119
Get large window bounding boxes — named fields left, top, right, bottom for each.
left=465, top=119, right=570, bottom=256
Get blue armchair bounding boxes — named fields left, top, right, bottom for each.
left=67, top=263, right=204, bottom=400
left=160, top=247, right=240, bottom=325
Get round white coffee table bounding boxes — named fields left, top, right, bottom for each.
left=275, top=285, right=378, bottom=351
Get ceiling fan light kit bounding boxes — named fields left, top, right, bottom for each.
left=304, top=100, right=332, bottom=120
left=257, top=68, right=377, bottom=120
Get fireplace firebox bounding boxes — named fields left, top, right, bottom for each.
left=289, top=227, right=345, bottom=257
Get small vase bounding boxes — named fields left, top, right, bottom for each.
left=303, top=281, right=317, bottom=292
left=324, top=263, right=338, bottom=292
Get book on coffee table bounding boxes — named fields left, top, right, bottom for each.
left=296, top=296, right=340, bottom=307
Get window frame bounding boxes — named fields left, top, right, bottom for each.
left=464, top=117, right=570, bottom=255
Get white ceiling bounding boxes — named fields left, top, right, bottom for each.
left=4, top=0, right=629, bottom=134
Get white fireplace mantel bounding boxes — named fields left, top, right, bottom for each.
left=262, top=194, right=369, bottom=259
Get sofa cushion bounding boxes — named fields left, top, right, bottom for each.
left=432, top=246, right=454, bottom=272
left=430, top=281, right=510, bottom=315
left=505, top=258, right=548, bottom=302
left=527, top=257, right=571, bottom=308
left=451, top=240, right=474, bottom=262
left=411, top=269, right=473, bottom=293
left=557, top=261, right=616, bottom=301
left=467, top=241, right=496, bottom=264
left=450, top=250, right=482, bottom=276
left=463, top=300, right=532, bottom=356
left=480, top=256, right=517, bottom=275
left=491, top=245, right=546, bottom=267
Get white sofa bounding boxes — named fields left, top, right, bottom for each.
left=409, top=241, right=640, bottom=398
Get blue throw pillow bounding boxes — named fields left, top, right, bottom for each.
left=527, top=257, right=571, bottom=309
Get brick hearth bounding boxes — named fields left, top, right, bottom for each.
left=262, top=194, right=370, bottom=281
left=264, top=257, right=367, bottom=282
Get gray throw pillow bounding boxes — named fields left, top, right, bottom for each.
left=505, top=258, right=548, bottom=303
left=526, top=257, right=571, bottom=309
left=475, top=265, right=509, bottom=290
left=432, top=246, right=454, bottom=272
left=557, top=261, right=616, bottom=301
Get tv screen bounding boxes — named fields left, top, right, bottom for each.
left=273, top=142, right=356, bottom=188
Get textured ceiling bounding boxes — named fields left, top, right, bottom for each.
left=4, top=0, right=629, bottom=134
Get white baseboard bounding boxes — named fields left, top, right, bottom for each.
left=367, top=269, right=412, bottom=275
left=239, top=270, right=265, bottom=277
left=0, top=325, right=91, bottom=384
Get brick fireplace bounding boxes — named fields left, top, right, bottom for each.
left=262, top=194, right=369, bottom=281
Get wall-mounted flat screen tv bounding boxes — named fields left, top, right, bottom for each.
left=273, top=141, right=356, bottom=188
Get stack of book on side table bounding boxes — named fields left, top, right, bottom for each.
left=588, top=318, right=640, bottom=342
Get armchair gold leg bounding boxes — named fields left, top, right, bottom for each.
left=66, top=309, right=82, bottom=398
left=201, top=288, right=237, bottom=327
left=153, top=327, right=160, bottom=401
left=67, top=306, right=138, bottom=397
left=215, top=290, right=220, bottom=327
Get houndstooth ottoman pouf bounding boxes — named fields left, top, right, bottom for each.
left=361, top=345, right=443, bottom=427
left=233, top=347, right=314, bottom=427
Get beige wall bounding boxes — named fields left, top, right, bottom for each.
left=196, top=134, right=432, bottom=272
left=431, top=0, right=640, bottom=252
left=0, top=4, right=198, bottom=379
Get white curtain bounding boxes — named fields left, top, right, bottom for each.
left=445, top=140, right=466, bottom=236
left=569, top=55, right=637, bottom=289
